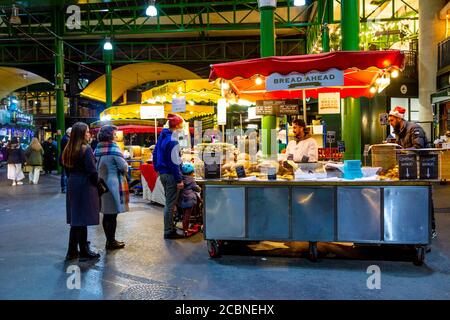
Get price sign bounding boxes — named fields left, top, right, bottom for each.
left=398, top=154, right=418, bottom=180
left=419, top=154, right=438, bottom=180
left=326, top=131, right=336, bottom=144
left=235, top=165, right=246, bottom=178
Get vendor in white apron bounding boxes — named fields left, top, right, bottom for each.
left=285, top=119, right=318, bottom=163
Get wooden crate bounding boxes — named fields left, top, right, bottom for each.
left=439, top=150, right=450, bottom=181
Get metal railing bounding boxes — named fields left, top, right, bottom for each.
left=438, top=37, right=450, bottom=70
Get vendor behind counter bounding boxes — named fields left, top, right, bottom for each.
left=285, top=119, right=318, bottom=163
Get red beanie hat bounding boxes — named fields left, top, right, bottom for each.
left=168, top=113, right=184, bottom=128
left=389, top=106, right=406, bottom=119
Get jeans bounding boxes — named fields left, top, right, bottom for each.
left=160, top=174, right=179, bottom=235
left=61, top=167, right=67, bottom=191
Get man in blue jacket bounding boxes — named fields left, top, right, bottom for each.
left=153, top=114, right=185, bottom=239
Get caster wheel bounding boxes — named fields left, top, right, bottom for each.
left=413, top=246, right=425, bottom=266
left=308, top=242, right=318, bottom=262
left=207, top=240, right=221, bottom=258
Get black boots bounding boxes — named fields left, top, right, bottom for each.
left=103, top=214, right=125, bottom=250
left=66, top=227, right=100, bottom=261
left=106, top=240, right=126, bottom=250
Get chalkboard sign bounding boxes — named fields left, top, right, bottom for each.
left=235, top=165, right=246, bottom=178
left=398, top=154, right=417, bottom=180
left=267, top=167, right=277, bottom=180
left=419, top=154, right=439, bottom=180
left=256, top=105, right=276, bottom=115
left=279, top=104, right=299, bottom=115
left=337, top=141, right=345, bottom=153
left=326, top=131, right=336, bottom=144
left=204, top=163, right=221, bottom=179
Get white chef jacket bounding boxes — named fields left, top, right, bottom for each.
left=285, top=137, right=318, bottom=162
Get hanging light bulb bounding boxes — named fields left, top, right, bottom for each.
left=294, top=0, right=306, bottom=6
left=103, top=38, right=113, bottom=50
left=221, top=82, right=230, bottom=90
left=255, top=76, right=263, bottom=86
left=391, top=69, right=399, bottom=78
left=370, top=86, right=377, bottom=94
left=10, top=4, right=21, bottom=25
left=146, top=0, right=158, bottom=17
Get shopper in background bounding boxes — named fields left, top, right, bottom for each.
left=60, top=127, right=71, bottom=193
left=285, top=119, right=318, bottom=162
left=42, top=137, right=57, bottom=174
left=153, top=113, right=185, bottom=239
left=7, top=137, right=25, bottom=186
left=24, top=138, right=44, bottom=185
left=62, top=122, right=100, bottom=261
left=94, top=125, right=129, bottom=250
left=90, top=134, right=99, bottom=151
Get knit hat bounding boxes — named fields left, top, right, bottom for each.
left=389, top=106, right=406, bottom=119
left=168, top=113, right=184, bottom=128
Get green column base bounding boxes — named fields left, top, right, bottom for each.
left=342, top=97, right=361, bottom=160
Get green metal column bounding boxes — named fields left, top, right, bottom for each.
left=104, top=49, right=113, bottom=109
left=341, top=0, right=360, bottom=160
left=319, top=0, right=330, bottom=52
left=54, top=8, right=65, bottom=173
left=259, top=1, right=276, bottom=158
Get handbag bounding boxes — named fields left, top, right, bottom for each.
left=96, top=155, right=109, bottom=196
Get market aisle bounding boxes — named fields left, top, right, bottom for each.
left=0, top=168, right=449, bottom=300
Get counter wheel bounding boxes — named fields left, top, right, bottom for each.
left=309, top=242, right=318, bottom=262
left=413, top=246, right=425, bottom=266
left=207, top=240, right=221, bottom=258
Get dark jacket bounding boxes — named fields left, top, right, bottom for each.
left=7, top=145, right=24, bottom=164
left=59, top=134, right=70, bottom=164
left=394, top=121, right=428, bottom=149
left=178, top=175, right=201, bottom=209
left=66, top=145, right=100, bottom=227
left=25, top=147, right=44, bottom=166
left=152, top=128, right=182, bottom=182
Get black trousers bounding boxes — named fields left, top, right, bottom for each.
left=68, top=226, right=88, bottom=253
left=102, top=214, right=118, bottom=243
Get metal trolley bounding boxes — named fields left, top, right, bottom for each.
left=199, top=180, right=432, bottom=265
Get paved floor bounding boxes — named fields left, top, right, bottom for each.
left=0, top=169, right=449, bottom=300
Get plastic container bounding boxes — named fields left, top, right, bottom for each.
left=343, top=160, right=363, bottom=179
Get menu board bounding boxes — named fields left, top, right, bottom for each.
left=419, top=154, right=439, bottom=180
left=256, top=100, right=299, bottom=116
left=398, top=154, right=418, bottom=180
left=255, top=104, right=276, bottom=115
left=279, top=104, right=299, bottom=115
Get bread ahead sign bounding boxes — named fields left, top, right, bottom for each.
left=266, top=68, right=344, bottom=91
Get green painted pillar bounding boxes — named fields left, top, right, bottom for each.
left=319, top=0, right=330, bottom=52
left=55, top=39, right=65, bottom=173
left=341, top=0, right=360, bottom=160
left=258, top=0, right=276, bottom=158
left=104, top=49, right=113, bottom=109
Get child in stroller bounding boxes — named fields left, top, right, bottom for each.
left=175, top=162, right=203, bottom=237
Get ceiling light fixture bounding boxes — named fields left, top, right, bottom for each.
left=294, top=0, right=306, bottom=6
left=146, top=0, right=158, bottom=17
left=103, top=38, right=113, bottom=50
left=10, top=4, right=21, bottom=25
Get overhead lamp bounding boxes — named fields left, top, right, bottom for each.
left=391, top=69, right=399, bottom=78
left=221, top=82, right=230, bottom=90
left=10, top=4, right=21, bottom=25
left=369, top=86, right=377, bottom=94
left=294, top=0, right=306, bottom=6
left=146, top=0, right=158, bottom=17
left=103, top=38, right=113, bottom=50
left=188, top=100, right=195, bottom=106
left=255, top=76, right=263, bottom=86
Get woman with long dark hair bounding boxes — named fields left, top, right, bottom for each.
left=62, top=122, right=100, bottom=260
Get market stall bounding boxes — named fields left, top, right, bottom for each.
left=192, top=50, right=436, bottom=265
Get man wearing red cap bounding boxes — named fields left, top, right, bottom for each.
left=153, top=113, right=185, bottom=239
left=388, top=106, right=428, bottom=149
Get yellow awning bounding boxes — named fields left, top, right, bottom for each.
left=141, top=79, right=222, bottom=104
left=80, top=62, right=201, bottom=103
left=99, top=103, right=214, bottom=122
left=0, top=67, right=50, bottom=99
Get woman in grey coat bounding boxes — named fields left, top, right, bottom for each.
left=94, top=125, right=130, bottom=250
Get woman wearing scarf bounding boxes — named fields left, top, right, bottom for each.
left=94, top=125, right=129, bottom=250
